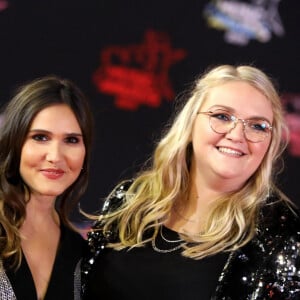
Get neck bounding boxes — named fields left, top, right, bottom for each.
left=189, top=159, right=245, bottom=195
left=24, top=194, right=59, bottom=226
left=166, top=174, right=233, bottom=234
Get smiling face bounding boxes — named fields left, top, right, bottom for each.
left=190, top=81, right=273, bottom=191
left=20, top=104, right=86, bottom=200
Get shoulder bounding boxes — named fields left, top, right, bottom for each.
left=100, top=179, right=134, bottom=215
left=215, top=198, right=300, bottom=298
left=87, top=179, right=134, bottom=247
left=60, top=224, right=86, bottom=259
left=258, top=197, right=300, bottom=241
left=61, top=224, right=85, bottom=244
left=80, top=179, right=133, bottom=297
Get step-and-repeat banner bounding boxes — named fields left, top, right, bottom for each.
left=0, top=0, right=299, bottom=218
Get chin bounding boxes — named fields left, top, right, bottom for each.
left=40, top=190, right=65, bottom=197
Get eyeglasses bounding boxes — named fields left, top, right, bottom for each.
left=197, top=109, right=272, bottom=143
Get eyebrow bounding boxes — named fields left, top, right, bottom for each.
left=207, top=105, right=272, bottom=123
left=28, top=129, right=83, bottom=136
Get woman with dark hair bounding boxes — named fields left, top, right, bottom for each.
left=81, top=65, right=300, bottom=299
left=0, top=76, right=93, bottom=300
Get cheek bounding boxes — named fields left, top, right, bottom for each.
left=192, top=124, right=220, bottom=150
left=20, top=143, right=37, bottom=167
left=68, top=148, right=86, bottom=169
left=19, top=150, right=33, bottom=183
left=250, top=141, right=270, bottom=164
left=192, top=120, right=210, bottom=142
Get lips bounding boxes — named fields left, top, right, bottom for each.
left=41, top=169, right=65, bottom=179
left=217, top=146, right=244, bottom=156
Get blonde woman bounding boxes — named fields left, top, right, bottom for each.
left=81, top=65, right=300, bottom=299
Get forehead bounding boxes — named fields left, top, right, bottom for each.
left=30, top=104, right=81, bottom=131
left=201, top=81, right=273, bottom=121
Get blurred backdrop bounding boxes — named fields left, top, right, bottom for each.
left=0, top=0, right=299, bottom=221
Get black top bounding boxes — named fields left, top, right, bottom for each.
left=4, top=224, right=85, bottom=300
left=85, top=225, right=228, bottom=300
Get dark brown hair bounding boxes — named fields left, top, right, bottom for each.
left=0, top=75, right=94, bottom=267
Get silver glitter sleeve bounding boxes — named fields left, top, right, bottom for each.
left=0, top=259, right=16, bottom=300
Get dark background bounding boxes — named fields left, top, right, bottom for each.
left=0, top=0, right=299, bottom=220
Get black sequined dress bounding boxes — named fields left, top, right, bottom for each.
left=81, top=181, right=300, bottom=300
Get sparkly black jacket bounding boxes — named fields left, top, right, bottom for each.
left=80, top=181, right=300, bottom=299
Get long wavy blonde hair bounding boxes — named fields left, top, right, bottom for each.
left=101, top=64, right=289, bottom=259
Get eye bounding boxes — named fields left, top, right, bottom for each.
left=210, top=111, right=231, bottom=122
left=65, top=136, right=81, bottom=144
left=248, top=120, right=270, bottom=132
left=31, top=134, right=49, bottom=142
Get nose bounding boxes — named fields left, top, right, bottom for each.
left=46, top=142, right=63, bottom=163
left=225, top=119, right=246, bottom=142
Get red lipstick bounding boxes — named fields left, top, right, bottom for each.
left=41, top=169, right=64, bottom=180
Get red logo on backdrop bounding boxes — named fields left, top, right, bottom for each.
left=92, top=30, right=187, bottom=110
left=282, top=94, right=300, bottom=157
left=0, top=0, right=8, bottom=11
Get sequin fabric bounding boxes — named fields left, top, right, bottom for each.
left=0, top=259, right=16, bottom=300
left=74, top=259, right=82, bottom=300
left=213, top=201, right=300, bottom=300
left=81, top=180, right=300, bottom=300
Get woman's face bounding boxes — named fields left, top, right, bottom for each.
left=20, top=104, right=86, bottom=199
left=191, top=81, right=273, bottom=191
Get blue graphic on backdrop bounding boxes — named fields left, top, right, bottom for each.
left=203, top=0, right=285, bottom=46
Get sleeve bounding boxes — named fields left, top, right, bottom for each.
left=263, top=234, right=300, bottom=299
left=80, top=179, right=133, bottom=299
left=0, top=259, right=17, bottom=300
